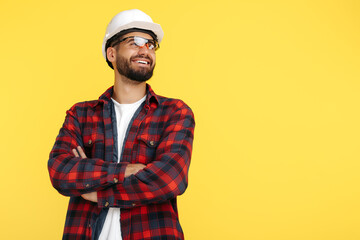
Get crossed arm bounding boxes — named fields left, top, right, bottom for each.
left=48, top=102, right=195, bottom=208
left=72, top=146, right=145, bottom=202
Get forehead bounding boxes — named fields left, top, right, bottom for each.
left=120, top=31, right=154, bottom=40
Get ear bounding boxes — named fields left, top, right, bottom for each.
left=106, top=47, right=116, bottom=62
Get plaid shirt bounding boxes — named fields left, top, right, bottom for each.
left=48, top=84, right=195, bottom=240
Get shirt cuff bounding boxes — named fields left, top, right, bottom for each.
left=97, top=162, right=128, bottom=208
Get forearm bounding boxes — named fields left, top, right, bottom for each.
left=48, top=150, right=129, bottom=196
left=47, top=105, right=129, bottom=197
left=97, top=144, right=191, bottom=208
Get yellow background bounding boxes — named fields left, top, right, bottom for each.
left=1, top=0, right=359, bottom=239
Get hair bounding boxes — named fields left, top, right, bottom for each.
left=105, top=28, right=157, bottom=69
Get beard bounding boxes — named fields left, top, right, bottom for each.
left=115, top=54, right=155, bottom=83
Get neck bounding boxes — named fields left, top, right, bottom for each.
left=112, top=71, right=147, bottom=104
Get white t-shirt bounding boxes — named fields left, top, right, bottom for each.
left=98, top=95, right=146, bottom=240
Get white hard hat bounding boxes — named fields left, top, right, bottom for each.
left=102, top=9, right=164, bottom=59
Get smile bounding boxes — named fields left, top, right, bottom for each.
left=136, top=60, right=149, bottom=65
left=132, top=58, right=151, bottom=65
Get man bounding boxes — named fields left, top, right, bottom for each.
left=48, top=9, right=195, bottom=240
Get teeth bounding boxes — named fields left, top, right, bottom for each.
left=136, top=60, right=148, bottom=64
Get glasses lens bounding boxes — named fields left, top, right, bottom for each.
left=134, top=36, right=158, bottom=50
left=134, top=36, right=147, bottom=47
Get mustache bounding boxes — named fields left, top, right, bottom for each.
left=130, top=55, right=153, bottom=65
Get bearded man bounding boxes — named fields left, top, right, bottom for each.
left=48, top=9, right=195, bottom=240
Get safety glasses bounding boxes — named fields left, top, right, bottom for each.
left=118, top=36, right=159, bottom=51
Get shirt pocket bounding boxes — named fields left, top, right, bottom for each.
left=132, top=134, right=159, bottom=164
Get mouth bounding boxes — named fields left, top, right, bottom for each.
left=132, top=58, right=151, bottom=66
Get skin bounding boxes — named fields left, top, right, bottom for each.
left=108, top=32, right=156, bottom=104
left=72, top=31, right=157, bottom=203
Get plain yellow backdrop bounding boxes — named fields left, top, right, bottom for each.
left=1, top=0, right=360, bottom=239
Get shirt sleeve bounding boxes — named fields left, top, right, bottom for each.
left=97, top=103, right=195, bottom=208
left=47, top=104, right=128, bottom=197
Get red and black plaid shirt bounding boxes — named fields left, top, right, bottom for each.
left=48, top=84, right=195, bottom=240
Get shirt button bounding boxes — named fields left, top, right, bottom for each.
left=149, top=140, right=155, bottom=146
left=88, top=139, right=92, bottom=145
left=85, top=184, right=90, bottom=188
left=113, top=178, right=118, bottom=183
left=88, top=223, right=91, bottom=228
left=132, top=203, right=136, bottom=207
left=105, top=202, right=109, bottom=207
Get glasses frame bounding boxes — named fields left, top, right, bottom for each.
left=114, top=36, right=160, bottom=51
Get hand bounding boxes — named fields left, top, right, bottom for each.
left=72, top=146, right=98, bottom=203
left=72, top=146, right=87, bottom=158
left=81, top=192, right=98, bottom=202
left=125, top=164, right=146, bottom=178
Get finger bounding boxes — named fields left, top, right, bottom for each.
left=81, top=193, right=90, bottom=201
left=137, top=164, right=146, bottom=170
left=72, top=149, right=79, bottom=157
left=81, top=193, right=98, bottom=202
left=77, top=146, right=87, bottom=159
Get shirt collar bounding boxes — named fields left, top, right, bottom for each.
left=98, top=83, right=159, bottom=108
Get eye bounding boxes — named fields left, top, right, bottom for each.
left=127, top=39, right=136, bottom=45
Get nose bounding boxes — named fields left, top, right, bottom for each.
left=138, top=44, right=150, bottom=54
